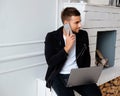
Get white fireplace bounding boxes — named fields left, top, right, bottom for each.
left=64, top=3, right=120, bottom=85
left=96, top=30, right=116, bottom=67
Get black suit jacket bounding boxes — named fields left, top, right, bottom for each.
left=44, top=26, right=91, bottom=88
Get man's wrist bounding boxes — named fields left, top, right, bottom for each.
left=64, top=46, right=69, bottom=53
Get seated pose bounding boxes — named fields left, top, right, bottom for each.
left=44, top=7, right=102, bottom=96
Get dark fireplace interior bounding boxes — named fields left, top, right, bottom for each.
left=96, top=30, right=116, bottom=68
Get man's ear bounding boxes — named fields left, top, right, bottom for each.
left=64, top=20, right=69, bottom=24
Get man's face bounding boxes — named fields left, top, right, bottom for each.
left=69, top=16, right=81, bottom=33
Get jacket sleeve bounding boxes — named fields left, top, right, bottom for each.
left=44, top=32, right=68, bottom=69
left=83, top=31, right=91, bottom=67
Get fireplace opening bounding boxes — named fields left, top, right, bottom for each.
left=95, top=30, right=116, bottom=68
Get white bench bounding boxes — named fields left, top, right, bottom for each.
left=36, top=79, right=80, bottom=96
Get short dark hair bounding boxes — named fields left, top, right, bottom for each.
left=61, top=7, right=80, bottom=24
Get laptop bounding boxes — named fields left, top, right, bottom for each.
left=66, top=66, right=103, bottom=87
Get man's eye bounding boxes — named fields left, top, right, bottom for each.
left=75, top=22, right=79, bottom=24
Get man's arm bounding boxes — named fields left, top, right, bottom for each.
left=44, top=33, right=68, bottom=68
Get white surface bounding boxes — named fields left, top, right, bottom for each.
left=36, top=79, right=52, bottom=96
left=36, top=79, right=56, bottom=96
left=98, top=66, right=120, bottom=85
left=0, top=0, right=57, bottom=96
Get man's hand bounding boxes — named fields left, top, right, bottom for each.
left=64, top=33, right=75, bottom=53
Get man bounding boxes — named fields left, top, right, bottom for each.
left=44, top=7, right=102, bottom=96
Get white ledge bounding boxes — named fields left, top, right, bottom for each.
left=97, top=66, right=120, bottom=85
left=0, top=62, right=46, bottom=75
left=0, top=52, right=44, bottom=62
left=0, top=40, right=44, bottom=47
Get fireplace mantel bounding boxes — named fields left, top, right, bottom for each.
left=64, top=3, right=120, bottom=85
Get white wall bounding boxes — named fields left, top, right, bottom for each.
left=87, top=0, right=110, bottom=5
left=57, top=0, right=70, bottom=27
left=0, top=0, right=57, bottom=96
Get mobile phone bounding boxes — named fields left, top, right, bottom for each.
left=64, top=23, right=73, bottom=35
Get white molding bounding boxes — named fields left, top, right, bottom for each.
left=55, top=0, right=59, bottom=29
left=0, top=62, right=46, bottom=75
left=0, top=52, right=44, bottom=62
left=0, top=40, right=44, bottom=47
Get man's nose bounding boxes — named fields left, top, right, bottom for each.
left=78, top=22, right=82, bottom=28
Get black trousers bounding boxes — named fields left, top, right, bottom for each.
left=52, top=74, right=102, bottom=96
